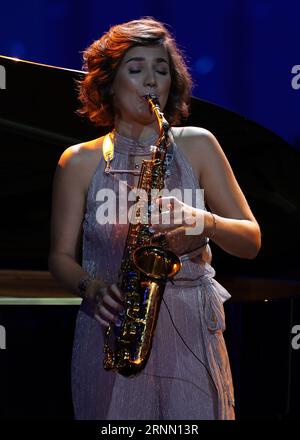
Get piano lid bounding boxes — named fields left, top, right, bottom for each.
left=0, top=55, right=299, bottom=280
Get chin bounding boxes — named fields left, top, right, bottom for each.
left=135, top=111, right=156, bottom=126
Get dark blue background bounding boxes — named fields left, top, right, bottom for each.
left=0, top=0, right=299, bottom=148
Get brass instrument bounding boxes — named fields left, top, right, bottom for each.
left=103, top=94, right=181, bottom=376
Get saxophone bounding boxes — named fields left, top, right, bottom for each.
left=103, top=94, right=182, bottom=376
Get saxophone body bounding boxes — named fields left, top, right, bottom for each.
left=103, top=94, right=181, bottom=376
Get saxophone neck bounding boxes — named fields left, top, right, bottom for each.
left=144, top=93, right=170, bottom=154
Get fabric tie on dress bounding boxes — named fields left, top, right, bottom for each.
left=170, top=260, right=235, bottom=413
left=172, top=262, right=231, bottom=332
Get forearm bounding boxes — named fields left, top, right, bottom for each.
left=48, top=252, right=104, bottom=296
left=202, top=211, right=261, bottom=259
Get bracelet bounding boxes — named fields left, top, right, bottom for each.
left=77, top=276, right=93, bottom=298
left=209, top=212, right=217, bottom=238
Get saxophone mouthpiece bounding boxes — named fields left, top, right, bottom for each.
left=144, top=94, right=161, bottom=112
left=144, top=92, right=157, bottom=99
left=144, top=93, right=158, bottom=101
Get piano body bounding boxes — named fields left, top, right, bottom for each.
left=0, top=55, right=300, bottom=419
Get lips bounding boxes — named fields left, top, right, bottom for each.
left=142, top=92, right=157, bottom=96
left=140, top=93, right=159, bottom=100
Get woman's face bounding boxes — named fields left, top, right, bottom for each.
left=111, top=45, right=171, bottom=126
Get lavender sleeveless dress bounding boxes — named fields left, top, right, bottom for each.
left=71, top=132, right=235, bottom=420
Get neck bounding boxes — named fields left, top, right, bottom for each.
left=114, top=119, right=159, bottom=143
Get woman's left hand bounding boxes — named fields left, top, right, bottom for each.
left=150, top=196, right=206, bottom=256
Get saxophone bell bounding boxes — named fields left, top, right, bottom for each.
left=133, top=245, right=181, bottom=282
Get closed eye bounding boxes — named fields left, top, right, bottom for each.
left=128, top=69, right=168, bottom=75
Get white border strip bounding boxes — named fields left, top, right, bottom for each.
left=0, top=297, right=82, bottom=305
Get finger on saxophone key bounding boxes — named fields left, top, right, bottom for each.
left=95, top=310, right=114, bottom=327
left=94, top=314, right=110, bottom=327
left=99, top=306, right=116, bottom=323
left=103, top=289, right=124, bottom=312
left=96, top=298, right=120, bottom=325
left=109, top=283, right=124, bottom=302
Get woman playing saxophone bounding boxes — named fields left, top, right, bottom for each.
left=49, top=17, right=261, bottom=420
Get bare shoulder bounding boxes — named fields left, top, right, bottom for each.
left=172, top=126, right=220, bottom=180
left=172, top=125, right=212, bottom=139
left=172, top=125, right=218, bottom=150
left=56, top=136, right=104, bottom=194
left=58, top=136, right=103, bottom=168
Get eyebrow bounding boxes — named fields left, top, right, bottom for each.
left=125, top=57, right=169, bottom=64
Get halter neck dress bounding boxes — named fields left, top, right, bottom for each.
left=71, top=131, right=235, bottom=420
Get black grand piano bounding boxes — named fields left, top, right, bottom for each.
left=0, top=55, right=300, bottom=420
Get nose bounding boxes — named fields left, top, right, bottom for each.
left=144, top=70, right=157, bottom=89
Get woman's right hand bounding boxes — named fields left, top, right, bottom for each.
left=85, top=280, right=124, bottom=328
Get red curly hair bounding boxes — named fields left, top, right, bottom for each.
left=77, top=17, right=193, bottom=128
